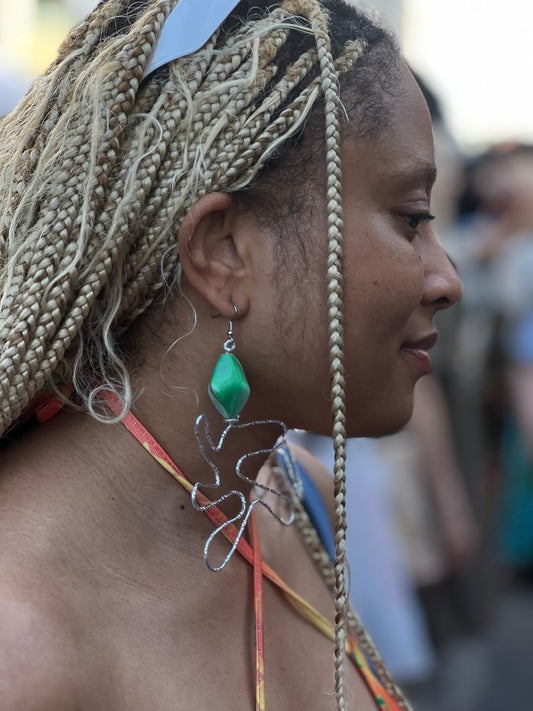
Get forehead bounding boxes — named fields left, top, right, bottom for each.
left=342, top=65, right=436, bottom=197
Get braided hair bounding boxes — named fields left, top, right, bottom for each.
left=0, top=1, right=406, bottom=708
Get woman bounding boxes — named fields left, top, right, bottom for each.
left=0, top=1, right=461, bottom=709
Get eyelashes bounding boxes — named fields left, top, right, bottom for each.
left=402, top=212, right=435, bottom=232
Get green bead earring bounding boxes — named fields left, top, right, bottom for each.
left=194, top=304, right=297, bottom=571
left=208, top=306, right=250, bottom=421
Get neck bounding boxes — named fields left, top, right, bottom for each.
left=19, top=392, right=282, bottom=576
left=127, top=371, right=286, bottom=522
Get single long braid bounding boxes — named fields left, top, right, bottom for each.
left=0, top=2, right=404, bottom=709
left=305, top=3, right=350, bottom=708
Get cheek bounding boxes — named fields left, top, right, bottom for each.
left=344, top=239, right=425, bottom=343
left=341, top=241, right=425, bottom=434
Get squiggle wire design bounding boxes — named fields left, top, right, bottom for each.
left=193, top=414, right=301, bottom=571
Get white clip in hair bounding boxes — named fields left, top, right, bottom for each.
left=143, top=0, right=243, bottom=79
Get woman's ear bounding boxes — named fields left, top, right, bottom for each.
left=178, top=193, right=250, bottom=319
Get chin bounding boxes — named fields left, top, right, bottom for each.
left=345, top=397, right=415, bottom=439
left=291, top=390, right=415, bottom=440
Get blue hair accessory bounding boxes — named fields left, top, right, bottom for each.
left=144, top=0, right=242, bottom=78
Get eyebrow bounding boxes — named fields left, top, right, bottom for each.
left=389, top=161, right=437, bottom=190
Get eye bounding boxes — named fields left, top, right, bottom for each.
left=402, top=212, right=435, bottom=233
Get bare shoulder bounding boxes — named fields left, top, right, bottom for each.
left=0, top=586, right=81, bottom=711
left=288, top=442, right=335, bottom=527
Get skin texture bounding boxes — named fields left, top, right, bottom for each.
left=0, top=65, right=460, bottom=710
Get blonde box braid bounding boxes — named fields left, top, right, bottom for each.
left=306, top=5, right=350, bottom=706
left=0, top=1, right=402, bottom=708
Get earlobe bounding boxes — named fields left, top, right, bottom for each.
left=178, top=193, right=249, bottom=319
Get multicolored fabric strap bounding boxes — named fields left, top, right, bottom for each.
left=103, top=392, right=402, bottom=710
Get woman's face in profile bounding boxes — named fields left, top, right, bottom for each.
left=249, top=63, right=461, bottom=438
left=339, top=63, right=461, bottom=436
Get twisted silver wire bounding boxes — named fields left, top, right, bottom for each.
left=193, top=414, right=298, bottom=571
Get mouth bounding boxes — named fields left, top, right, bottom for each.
left=400, top=332, right=438, bottom=375
left=401, top=332, right=438, bottom=352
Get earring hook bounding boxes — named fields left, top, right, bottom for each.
left=224, top=304, right=238, bottom=353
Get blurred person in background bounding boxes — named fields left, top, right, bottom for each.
left=446, top=142, right=533, bottom=710
left=453, top=145, right=533, bottom=570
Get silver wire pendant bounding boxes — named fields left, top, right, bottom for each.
left=193, top=415, right=299, bottom=571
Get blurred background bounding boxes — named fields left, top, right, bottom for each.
left=2, top=1, right=533, bottom=710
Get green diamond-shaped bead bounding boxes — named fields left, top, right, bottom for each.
left=208, top=352, right=250, bottom=420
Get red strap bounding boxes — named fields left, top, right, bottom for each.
left=35, top=386, right=73, bottom=423
left=250, top=511, right=266, bottom=711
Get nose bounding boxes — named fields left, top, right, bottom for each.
left=420, top=232, right=462, bottom=310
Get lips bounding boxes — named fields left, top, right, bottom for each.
left=400, top=332, right=438, bottom=352
left=400, top=332, right=438, bottom=375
